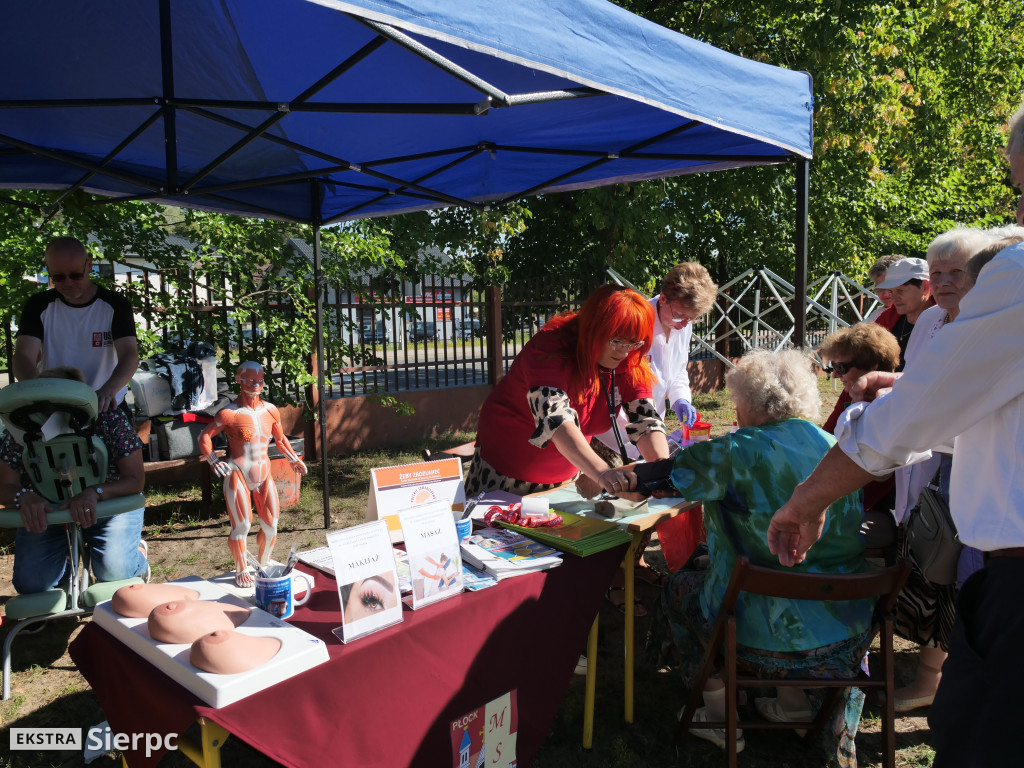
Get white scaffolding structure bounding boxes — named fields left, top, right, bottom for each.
left=608, top=265, right=883, bottom=369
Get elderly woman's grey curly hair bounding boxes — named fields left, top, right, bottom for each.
left=726, top=349, right=820, bottom=424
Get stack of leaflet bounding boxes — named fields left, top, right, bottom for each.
left=499, top=511, right=632, bottom=557
left=460, top=527, right=563, bottom=580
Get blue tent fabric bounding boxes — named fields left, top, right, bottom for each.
left=0, top=0, right=812, bottom=224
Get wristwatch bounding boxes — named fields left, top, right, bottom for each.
left=95, top=485, right=104, bottom=498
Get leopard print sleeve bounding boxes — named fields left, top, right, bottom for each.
left=526, top=386, right=580, bottom=448
left=623, top=398, right=667, bottom=444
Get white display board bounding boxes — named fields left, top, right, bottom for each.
left=398, top=500, right=464, bottom=609
left=328, top=520, right=404, bottom=643
left=366, top=457, right=465, bottom=542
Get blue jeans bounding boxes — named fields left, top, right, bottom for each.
left=13, top=506, right=146, bottom=594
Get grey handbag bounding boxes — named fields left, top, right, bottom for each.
left=905, top=474, right=962, bottom=586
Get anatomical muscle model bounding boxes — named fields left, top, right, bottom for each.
left=199, top=362, right=307, bottom=586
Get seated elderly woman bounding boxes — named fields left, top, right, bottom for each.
left=645, top=349, right=871, bottom=762
left=819, top=322, right=901, bottom=554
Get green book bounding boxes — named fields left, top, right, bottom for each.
left=499, top=512, right=632, bottom=556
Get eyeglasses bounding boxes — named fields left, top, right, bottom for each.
left=49, top=270, right=87, bottom=283
left=831, top=361, right=856, bottom=376
left=662, top=300, right=695, bottom=323
left=608, top=338, right=645, bottom=352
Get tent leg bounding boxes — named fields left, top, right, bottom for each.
left=312, top=224, right=331, bottom=529
left=793, top=158, right=810, bottom=349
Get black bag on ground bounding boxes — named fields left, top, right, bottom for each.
left=905, top=474, right=961, bottom=586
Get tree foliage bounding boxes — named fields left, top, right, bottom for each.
left=384, top=0, right=1024, bottom=288
left=617, top=0, right=1024, bottom=277
left=0, top=192, right=393, bottom=408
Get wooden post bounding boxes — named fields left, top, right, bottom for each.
left=485, top=285, right=503, bottom=384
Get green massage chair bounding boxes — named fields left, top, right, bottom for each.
left=0, top=377, right=146, bottom=700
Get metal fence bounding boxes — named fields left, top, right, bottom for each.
left=2, top=262, right=881, bottom=394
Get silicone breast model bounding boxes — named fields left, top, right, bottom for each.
left=147, top=600, right=251, bottom=645
left=112, top=583, right=201, bottom=618
left=190, top=630, right=282, bottom=675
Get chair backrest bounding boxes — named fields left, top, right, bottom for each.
left=0, top=378, right=109, bottom=504
left=422, top=440, right=476, bottom=465
left=721, top=556, right=910, bottom=621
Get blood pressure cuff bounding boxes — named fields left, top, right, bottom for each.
left=631, top=458, right=676, bottom=497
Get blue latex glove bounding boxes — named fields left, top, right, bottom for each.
left=672, top=399, right=697, bottom=427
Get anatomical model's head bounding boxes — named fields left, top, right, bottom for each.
left=236, top=362, right=265, bottom=397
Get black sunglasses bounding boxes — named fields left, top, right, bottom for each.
left=831, top=361, right=856, bottom=376
left=49, top=271, right=87, bottom=283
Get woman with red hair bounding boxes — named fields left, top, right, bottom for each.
left=466, top=284, right=671, bottom=499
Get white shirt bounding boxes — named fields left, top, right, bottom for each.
left=595, top=294, right=692, bottom=459
left=891, top=304, right=946, bottom=523
left=835, top=242, right=1024, bottom=551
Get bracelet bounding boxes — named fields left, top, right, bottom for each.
left=12, top=487, right=33, bottom=509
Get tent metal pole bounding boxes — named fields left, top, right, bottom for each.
left=158, top=0, right=178, bottom=192
left=793, top=158, right=809, bottom=349
left=312, top=223, right=331, bottom=529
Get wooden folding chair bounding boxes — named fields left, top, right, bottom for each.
left=675, top=556, right=911, bottom=768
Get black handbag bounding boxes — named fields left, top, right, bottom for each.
left=905, top=472, right=961, bottom=586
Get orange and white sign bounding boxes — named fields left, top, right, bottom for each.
left=366, top=458, right=466, bottom=542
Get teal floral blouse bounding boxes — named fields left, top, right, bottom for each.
left=670, top=418, right=872, bottom=652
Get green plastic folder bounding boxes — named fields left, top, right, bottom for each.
left=499, top=512, right=632, bottom=556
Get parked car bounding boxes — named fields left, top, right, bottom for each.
left=361, top=319, right=403, bottom=348
left=407, top=320, right=438, bottom=342
left=458, top=318, right=483, bottom=339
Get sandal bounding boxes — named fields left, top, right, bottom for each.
left=754, top=696, right=810, bottom=737
left=606, top=586, right=648, bottom=617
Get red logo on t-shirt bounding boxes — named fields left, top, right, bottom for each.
left=92, top=332, right=103, bottom=347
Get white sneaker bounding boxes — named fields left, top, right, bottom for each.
left=680, top=706, right=745, bottom=753
left=574, top=655, right=588, bottom=676
left=138, top=539, right=151, bottom=583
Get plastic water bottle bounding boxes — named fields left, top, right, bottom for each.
left=730, top=422, right=738, bottom=434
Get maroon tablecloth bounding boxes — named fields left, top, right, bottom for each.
left=70, top=544, right=626, bottom=767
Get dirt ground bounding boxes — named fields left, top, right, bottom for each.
left=0, top=495, right=937, bottom=768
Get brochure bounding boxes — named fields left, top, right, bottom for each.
left=460, top=527, right=562, bottom=580
left=328, top=520, right=404, bottom=644
left=366, top=457, right=466, bottom=542
left=461, top=562, right=499, bottom=591
left=398, top=500, right=464, bottom=609
left=297, top=545, right=336, bottom=577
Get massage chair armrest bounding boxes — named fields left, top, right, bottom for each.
left=0, top=493, right=146, bottom=528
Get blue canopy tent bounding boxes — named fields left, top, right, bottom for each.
left=0, top=0, right=813, bottom=526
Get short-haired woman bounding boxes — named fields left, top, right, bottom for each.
left=819, top=322, right=902, bottom=552
left=648, top=350, right=871, bottom=763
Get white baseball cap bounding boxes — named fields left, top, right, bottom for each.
left=876, top=257, right=929, bottom=290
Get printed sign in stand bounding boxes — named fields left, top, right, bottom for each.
left=329, top=520, right=404, bottom=644
left=366, top=457, right=466, bottom=542
left=449, top=690, right=518, bottom=768
left=398, top=500, right=464, bottom=609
